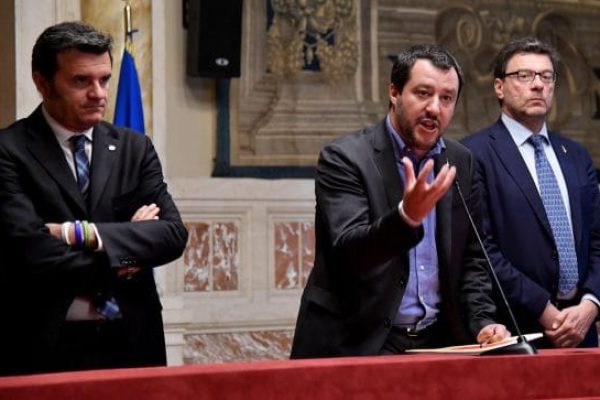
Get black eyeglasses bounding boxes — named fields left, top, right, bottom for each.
left=502, top=69, right=557, bottom=84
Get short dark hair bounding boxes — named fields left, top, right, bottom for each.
left=493, top=37, right=560, bottom=80
left=32, top=21, right=113, bottom=80
left=390, top=44, right=464, bottom=103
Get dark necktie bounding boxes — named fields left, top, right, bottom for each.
left=529, top=134, right=578, bottom=295
left=70, top=135, right=121, bottom=319
left=70, top=135, right=90, bottom=199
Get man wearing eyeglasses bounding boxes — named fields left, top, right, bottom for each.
left=462, top=37, right=600, bottom=348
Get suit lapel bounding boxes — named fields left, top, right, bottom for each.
left=25, top=108, right=88, bottom=215
left=550, top=133, right=582, bottom=249
left=489, top=120, right=554, bottom=239
left=372, top=120, right=403, bottom=209
left=89, top=123, right=119, bottom=212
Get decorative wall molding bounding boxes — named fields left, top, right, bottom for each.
left=162, top=177, right=314, bottom=364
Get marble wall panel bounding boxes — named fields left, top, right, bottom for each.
left=184, top=221, right=240, bottom=292
left=301, top=221, right=315, bottom=285
left=274, top=220, right=315, bottom=290
left=274, top=222, right=300, bottom=290
left=212, top=222, right=240, bottom=291
left=184, top=330, right=294, bottom=364
left=183, top=222, right=211, bottom=292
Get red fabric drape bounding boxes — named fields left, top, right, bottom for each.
left=1, top=349, right=599, bottom=400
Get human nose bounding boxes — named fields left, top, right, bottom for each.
left=426, top=97, right=441, bottom=115
left=88, top=81, right=106, bottom=98
left=530, top=73, right=545, bottom=88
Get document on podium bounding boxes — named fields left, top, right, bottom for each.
left=405, top=333, right=543, bottom=355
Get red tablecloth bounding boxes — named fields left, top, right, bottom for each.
left=1, top=348, right=599, bottom=399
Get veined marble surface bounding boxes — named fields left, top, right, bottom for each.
left=184, top=330, right=294, bottom=364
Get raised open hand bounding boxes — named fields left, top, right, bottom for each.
left=401, top=157, right=456, bottom=224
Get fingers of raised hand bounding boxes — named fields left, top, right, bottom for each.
left=402, top=157, right=416, bottom=188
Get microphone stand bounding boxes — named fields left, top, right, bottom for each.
left=454, top=179, right=537, bottom=355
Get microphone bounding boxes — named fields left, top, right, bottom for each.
left=453, top=176, right=537, bottom=355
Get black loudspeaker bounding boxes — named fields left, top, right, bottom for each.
left=186, top=0, right=243, bottom=78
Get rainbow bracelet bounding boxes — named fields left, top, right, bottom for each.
left=74, top=220, right=84, bottom=248
left=82, top=220, right=91, bottom=249
left=61, top=222, right=72, bottom=245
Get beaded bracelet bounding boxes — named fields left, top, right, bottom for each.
left=82, top=220, right=92, bottom=249
left=61, top=222, right=72, bottom=246
left=74, top=220, right=84, bottom=248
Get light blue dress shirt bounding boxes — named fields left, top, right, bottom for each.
left=386, top=115, right=442, bottom=329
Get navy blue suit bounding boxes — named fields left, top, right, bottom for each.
left=462, top=119, right=600, bottom=346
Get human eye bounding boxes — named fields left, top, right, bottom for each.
left=441, top=94, right=454, bottom=104
left=540, top=71, right=555, bottom=83
left=72, top=76, right=90, bottom=87
left=517, top=70, right=534, bottom=82
left=416, top=88, right=430, bottom=98
left=100, top=75, right=111, bottom=87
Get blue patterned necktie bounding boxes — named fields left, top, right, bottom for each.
left=70, top=135, right=121, bottom=320
left=529, top=134, right=578, bottom=295
left=70, top=135, right=90, bottom=199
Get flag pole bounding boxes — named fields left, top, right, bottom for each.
left=123, top=0, right=132, bottom=37
left=114, top=0, right=145, bottom=133
left=122, top=0, right=134, bottom=51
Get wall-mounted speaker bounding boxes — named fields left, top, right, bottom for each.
left=185, top=0, right=243, bottom=78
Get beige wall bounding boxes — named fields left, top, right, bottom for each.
left=82, top=0, right=217, bottom=178
left=84, top=0, right=218, bottom=178
left=164, top=0, right=216, bottom=178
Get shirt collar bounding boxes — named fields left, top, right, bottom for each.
left=42, top=106, right=94, bottom=146
left=385, top=113, right=445, bottom=162
left=501, top=112, right=548, bottom=146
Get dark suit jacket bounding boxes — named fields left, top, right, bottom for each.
left=290, top=119, right=497, bottom=358
left=461, top=119, right=600, bottom=346
left=0, top=107, right=188, bottom=374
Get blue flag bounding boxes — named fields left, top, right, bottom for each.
left=113, top=49, right=145, bottom=134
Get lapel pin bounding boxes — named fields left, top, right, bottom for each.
left=561, top=145, right=567, bottom=154
left=108, top=145, right=116, bottom=151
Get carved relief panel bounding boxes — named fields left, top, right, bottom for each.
left=432, top=1, right=600, bottom=159
left=230, top=1, right=600, bottom=171
left=230, top=0, right=380, bottom=168
left=378, top=1, right=600, bottom=157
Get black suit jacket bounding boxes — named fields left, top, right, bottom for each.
left=290, top=119, right=497, bottom=358
left=462, top=119, right=600, bottom=346
left=0, top=107, right=188, bottom=374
